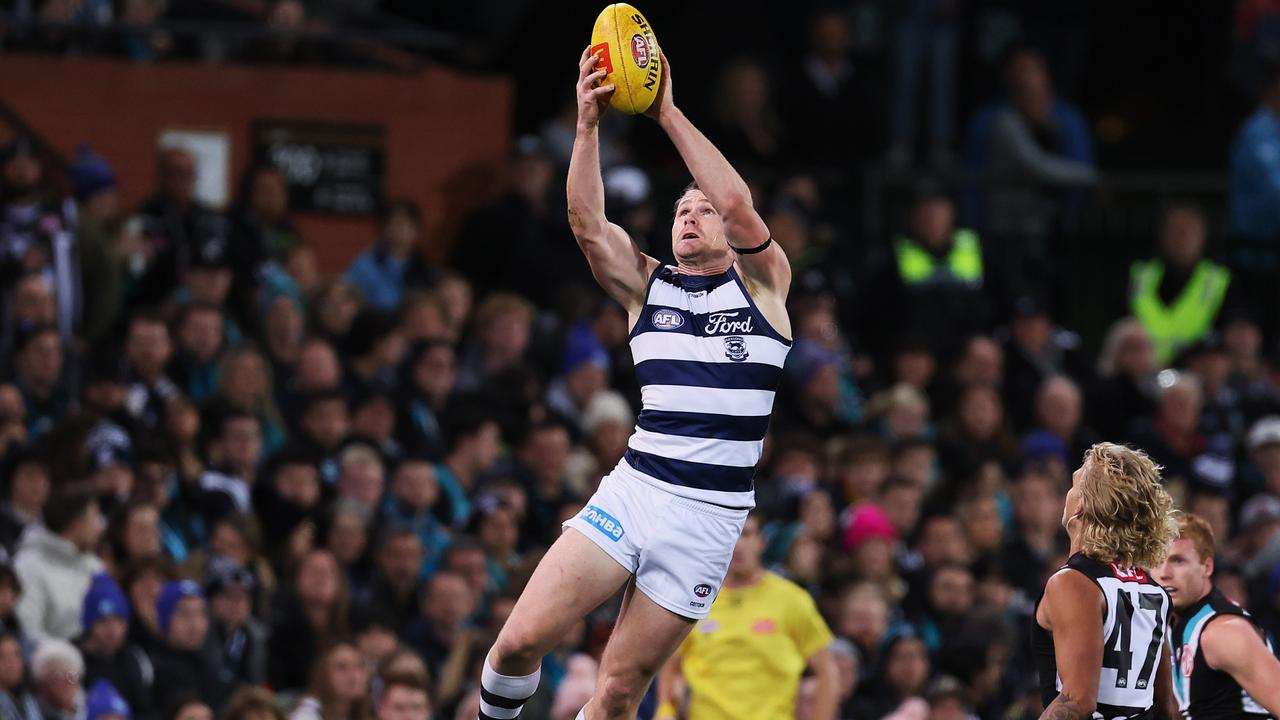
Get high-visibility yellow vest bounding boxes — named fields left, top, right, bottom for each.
left=893, top=229, right=984, bottom=287
left=1129, top=259, right=1231, bottom=365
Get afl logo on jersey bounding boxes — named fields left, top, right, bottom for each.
left=693, top=583, right=713, bottom=598
left=630, top=34, right=650, bottom=68
left=651, top=308, right=684, bottom=330
left=723, top=336, right=749, bottom=362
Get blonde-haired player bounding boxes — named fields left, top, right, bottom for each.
left=1153, top=512, right=1280, bottom=719
left=1032, top=443, right=1180, bottom=720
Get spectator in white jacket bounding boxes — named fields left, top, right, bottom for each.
left=14, top=485, right=105, bottom=641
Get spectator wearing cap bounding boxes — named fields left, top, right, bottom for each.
left=1129, top=202, right=1237, bottom=366
left=206, top=564, right=267, bottom=687
left=71, top=145, right=127, bottom=346
left=122, top=313, right=180, bottom=432
left=85, top=420, right=136, bottom=508
left=175, top=228, right=242, bottom=342
left=9, top=325, right=67, bottom=441
left=776, top=339, right=854, bottom=441
left=861, top=185, right=994, bottom=361
left=150, top=580, right=236, bottom=714
left=31, top=639, right=86, bottom=720
left=345, top=199, right=438, bottom=312
left=78, top=573, right=154, bottom=720
left=844, top=503, right=905, bottom=603
left=564, top=390, right=633, bottom=495
left=546, top=323, right=610, bottom=437
left=999, top=295, right=1087, bottom=431
left=14, top=484, right=105, bottom=642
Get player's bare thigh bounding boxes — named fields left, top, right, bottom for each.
left=586, top=586, right=696, bottom=719
left=489, top=527, right=632, bottom=674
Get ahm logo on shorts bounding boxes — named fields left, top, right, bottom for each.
left=581, top=505, right=625, bottom=542
left=650, top=308, right=684, bottom=330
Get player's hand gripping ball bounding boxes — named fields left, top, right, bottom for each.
left=590, top=4, right=661, bottom=115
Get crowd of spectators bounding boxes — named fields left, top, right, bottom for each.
left=3, top=3, right=1280, bottom=720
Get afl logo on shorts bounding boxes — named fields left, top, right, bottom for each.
left=723, top=336, right=749, bottom=362
left=630, top=34, right=650, bottom=68
left=693, top=583, right=713, bottom=598
left=651, top=308, right=684, bottom=330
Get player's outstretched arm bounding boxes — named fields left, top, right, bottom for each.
left=568, top=46, right=658, bottom=315
left=1201, top=615, right=1280, bottom=716
left=644, top=53, right=791, bottom=295
left=1037, top=570, right=1104, bottom=720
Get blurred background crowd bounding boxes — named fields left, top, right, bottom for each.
left=3, top=1, right=1280, bottom=719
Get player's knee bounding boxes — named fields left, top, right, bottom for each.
left=490, top=625, right=547, bottom=672
left=595, top=666, right=649, bottom=714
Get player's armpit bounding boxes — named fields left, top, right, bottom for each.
left=1201, top=615, right=1280, bottom=716
left=1037, top=570, right=1104, bottom=720
left=574, top=221, right=657, bottom=315
left=1152, top=637, right=1178, bottom=720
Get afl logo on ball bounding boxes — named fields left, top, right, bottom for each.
left=651, top=308, right=683, bottom=330
left=630, top=34, right=650, bottom=68
left=693, top=583, right=713, bottom=598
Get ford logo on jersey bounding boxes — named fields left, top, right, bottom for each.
left=651, top=308, right=684, bottom=330
left=580, top=505, right=625, bottom=541
left=704, top=311, right=754, bottom=335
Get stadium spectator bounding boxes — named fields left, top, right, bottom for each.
left=403, top=570, right=475, bottom=686
left=886, top=0, right=959, bottom=170
left=32, top=639, right=86, bottom=720
left=375, top=671, right=431, bottom=720
left=0, top=630, right=40, bottom=720
left=1130, top=202, right=1236, bottom=365
left=150, top=580, right=235, bottom=714
left=268, top=549, right=349, bottom=692
left=288, top=642, right=371, bottom=720
left=14, top=484, right=105, bottom=641
left=345, top=199, right=437, bottom=312
left=205, top=564, right=267, bottom=687
left=223, top=687, right=284, bottom=720
left=78, top=573, right=153, bottom=720
left=0, top=446, right=50, bottom=556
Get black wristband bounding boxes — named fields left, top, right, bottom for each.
left=731, top=237, right=772, bottom=255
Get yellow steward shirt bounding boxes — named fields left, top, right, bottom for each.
left=677, top=572, right=834, bottom=720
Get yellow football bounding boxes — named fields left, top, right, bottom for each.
left=590, top=4, right=661, bottom=115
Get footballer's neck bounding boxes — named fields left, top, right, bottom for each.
left=676, top=251, right=733, bottom=277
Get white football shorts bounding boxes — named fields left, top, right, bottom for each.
left=562, top=467, right=748, bottom=619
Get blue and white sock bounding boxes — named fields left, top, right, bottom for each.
left=479, top=658, right=541, bottom=720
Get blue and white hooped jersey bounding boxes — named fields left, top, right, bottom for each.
left=617, top=264, right=791, bottom=508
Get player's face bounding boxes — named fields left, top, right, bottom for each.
left=1154, top=538, right=1211, bottom=611
left=1063, top=460, right=1088, bottom=530
left=672, top=190, right=727, bottom=262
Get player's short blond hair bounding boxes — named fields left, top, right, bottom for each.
left=1175, top=511, right=1216, bottom=564
left=1077, top=443, right=1177, bottom=570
